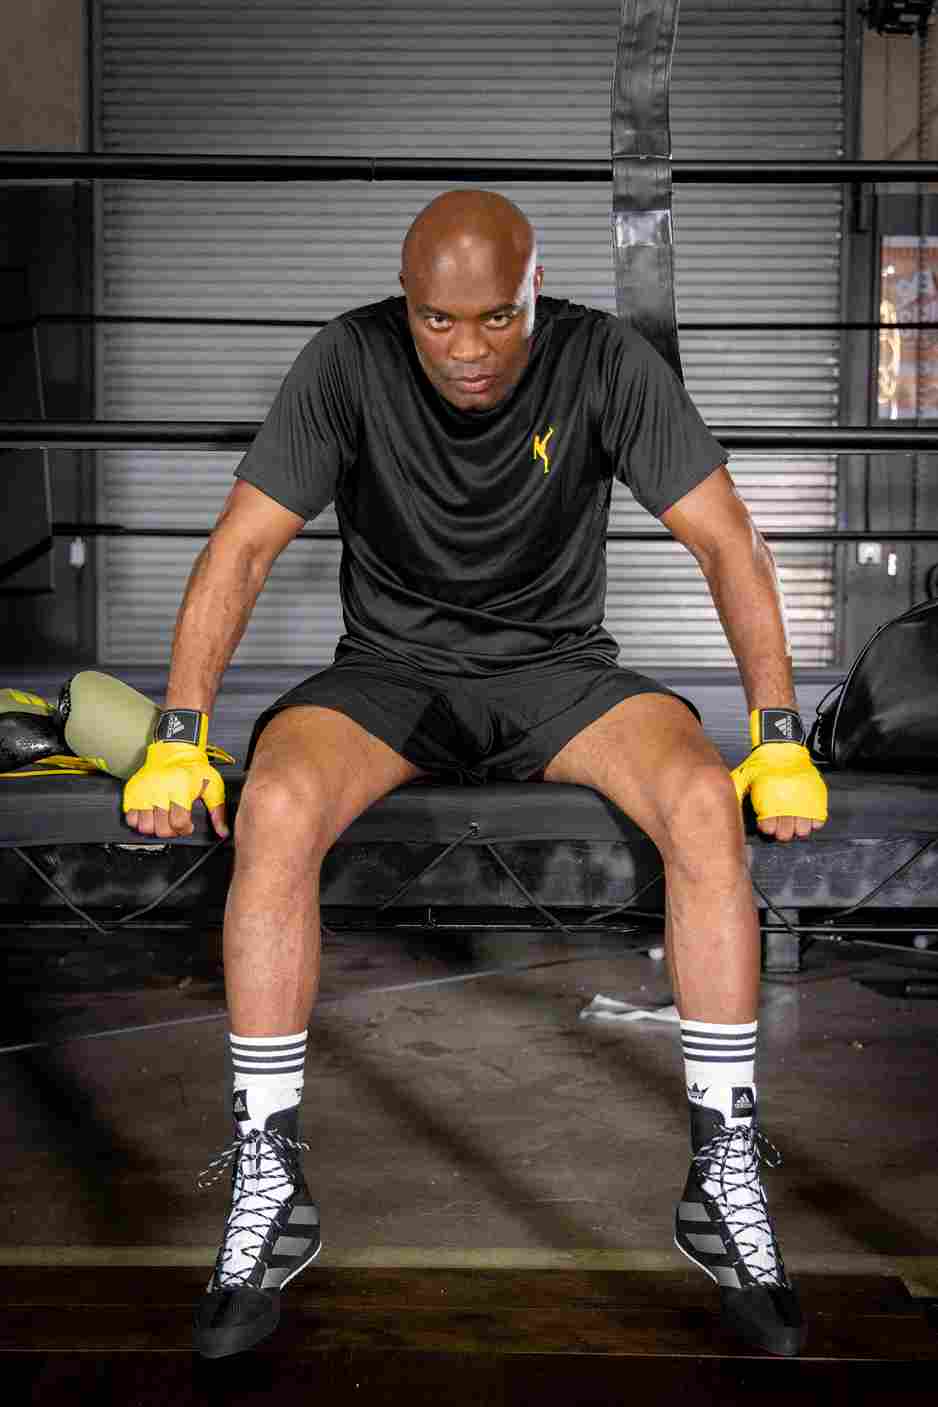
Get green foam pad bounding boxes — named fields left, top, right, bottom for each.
left=61, top=671, right=161, bottom=780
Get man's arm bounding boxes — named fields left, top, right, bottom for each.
left=660, top=465, right=796, bottom=713
left=660, top=465, right=826, bottom=840
left=164, top=480, right=304, bottom=714
left=125, top=480, right=305, bottom=837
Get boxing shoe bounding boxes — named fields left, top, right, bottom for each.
left=193, top=1104, right=321, bottom=1359
left=674, top=1101, right=806, bottom=1357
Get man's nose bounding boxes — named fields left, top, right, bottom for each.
left=449, top=324, right=490, bottom=363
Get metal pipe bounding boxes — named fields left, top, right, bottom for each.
left=47, top=523, right=938, bottom=544
left=6, top=422, right=938, bottom=451
left=6, top=314, right=938, bottom=333
left=3, top=153, right=938, bottom=182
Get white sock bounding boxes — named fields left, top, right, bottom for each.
left=680, top=1018, right=758, bottom=1127
left=229, top=1030, right=307, bottom=1134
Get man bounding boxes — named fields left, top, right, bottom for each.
left=124, top=190, right=827, bottom=1360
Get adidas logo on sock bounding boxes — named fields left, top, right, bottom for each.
left=165, top=713, right=185, bottom=739
left=687, top=1082, right=709, bottom=1104
left=233, top=1090, right=249, bottom=1119
left=732, top=1086, right=755, bottom=1115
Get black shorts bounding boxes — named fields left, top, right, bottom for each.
left=246, top=647, right=700, bottom=785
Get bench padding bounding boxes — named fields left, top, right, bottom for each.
left=1, top=768, right=936, bottom=849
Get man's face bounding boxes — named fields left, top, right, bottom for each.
left=401, top=248, right=544, bottom=413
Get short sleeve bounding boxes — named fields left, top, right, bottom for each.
left=597, top=321, right=727, bottom=517
left=234, top=318, right=359, bottom=522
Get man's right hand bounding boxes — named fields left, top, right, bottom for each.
left=124, top=712, right=229, bottom=839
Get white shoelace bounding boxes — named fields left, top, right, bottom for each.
left=198, top=1128, right=309, bottom=1287
left=695, top=1125, right=784, bottom=1285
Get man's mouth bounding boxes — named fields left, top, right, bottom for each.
left=452, top=374, right=496, bottom=393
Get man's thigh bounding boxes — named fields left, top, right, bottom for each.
left=244, top=705, right=427, bottom=851
left=542, top=692, right=732, bottom=851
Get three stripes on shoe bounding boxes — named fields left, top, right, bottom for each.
left=677, top=1018, right=780, bottom=1284
left=219, top=1031, right=309, bottom=1286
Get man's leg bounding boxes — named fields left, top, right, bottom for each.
left=195, top=706, right=425, bottom=1359
left=542, top=692, right=757, bottom=1022
left=225, top=705, right=426, bottom=1034
left=542, top=692, right=805, bottom=1356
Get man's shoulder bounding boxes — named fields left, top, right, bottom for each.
left=337, top=296, right=408, bottom=339
left=536, top=295, right=611, bottom=337
left=286, top=298, right=405, bottom=378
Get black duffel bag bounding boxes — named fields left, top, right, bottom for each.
left=808, top=597, right=938, bottom=771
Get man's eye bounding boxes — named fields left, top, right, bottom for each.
left=488, top=313, right=513, bottom=328
left=426, top=315, right=451, bottom=330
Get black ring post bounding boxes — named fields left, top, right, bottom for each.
left=611, top=0, right=684, bottom=381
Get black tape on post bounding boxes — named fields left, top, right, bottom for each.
left=610, top=0, right=683, bottom=381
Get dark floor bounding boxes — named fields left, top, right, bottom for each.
left=1, top=921, right=936, bottom=1300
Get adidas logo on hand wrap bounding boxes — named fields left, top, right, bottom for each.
left=757, top=709, right=806, bottom=747
left=155, top=708, right=203, bottom=747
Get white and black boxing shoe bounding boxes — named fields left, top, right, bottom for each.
left=674, top=1101, right=806, bottom=1357
left=193, top=1104, right=321, bottom=1359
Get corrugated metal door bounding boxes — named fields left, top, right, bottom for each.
left=95, top=0, right=843, bottom=666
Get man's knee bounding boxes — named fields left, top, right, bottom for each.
left=234, top=765, right=334, bottom=860
left=659, top=760, right=742, bottom=861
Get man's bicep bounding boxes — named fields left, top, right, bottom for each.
left=659, top=464, right=757, bottom=568
left=214, top=479, right=306, bottom=568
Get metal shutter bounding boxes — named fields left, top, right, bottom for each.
left=95, top=0, right=842, bottom=666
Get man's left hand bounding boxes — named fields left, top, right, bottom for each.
left=731, top=739, right=828, bottom=843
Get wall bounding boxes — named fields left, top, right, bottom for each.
left=0, top=1, right=93, bottom=665
left=862, top=18, right=938, bottom=163
left=856, top=18, right=938, bottom=633
left=0, top=0, right=86, bottom=149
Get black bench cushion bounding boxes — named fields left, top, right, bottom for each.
left=0, top=768, right=935, bottom=849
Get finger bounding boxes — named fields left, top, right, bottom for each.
left=153, top=805, right=177, bottom=840
left=761, top=815, right=795, bottom=842
left=125, top=809, right=139, bottom=829
left=136, top=809, right=156, bottom=837
left=209, top=802, right=230, bottom=839
left=168, top=801, right=194, bottom=836
left=795, top=817, right=813, bottom=839
left=812, top=817, right=825, bottom=830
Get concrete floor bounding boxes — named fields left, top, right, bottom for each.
left=1, top=922, right=937, bottom=1297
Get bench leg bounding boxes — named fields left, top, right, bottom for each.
left=762, top=909, right=805, bottom=974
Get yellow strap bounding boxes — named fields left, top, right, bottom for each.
left=748, top=709, right=761, bottom=749
left=206, top=743, right=236, bottom=766
left=0, top=755, right=108, bottom=779
left=0, top=688, right=53, bottom=713
left=0, top=745, right=236, bottom=778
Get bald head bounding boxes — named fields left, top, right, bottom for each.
left=401, top=190, right=536, bottom=285
left=399, top=191, right=544, bottom=413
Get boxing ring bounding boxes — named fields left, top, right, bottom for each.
left=2, top=0, right=938, bottom=977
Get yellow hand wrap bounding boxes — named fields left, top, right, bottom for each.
left=122, top=710, right=225, bottom=815
left=730, top=709, right=828, bottom=823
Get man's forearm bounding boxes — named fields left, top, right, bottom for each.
left=702, top=533, right=798, bottom=714
left=164, top=537, right=269, bottom=716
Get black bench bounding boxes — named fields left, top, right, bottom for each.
left=1, top=668, right=936, bottom=973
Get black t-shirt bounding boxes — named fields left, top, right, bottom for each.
left=234, top=295, right=726, bottom=676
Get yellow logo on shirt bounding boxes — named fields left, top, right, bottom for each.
left=533, top=426, right=555, bottom=474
